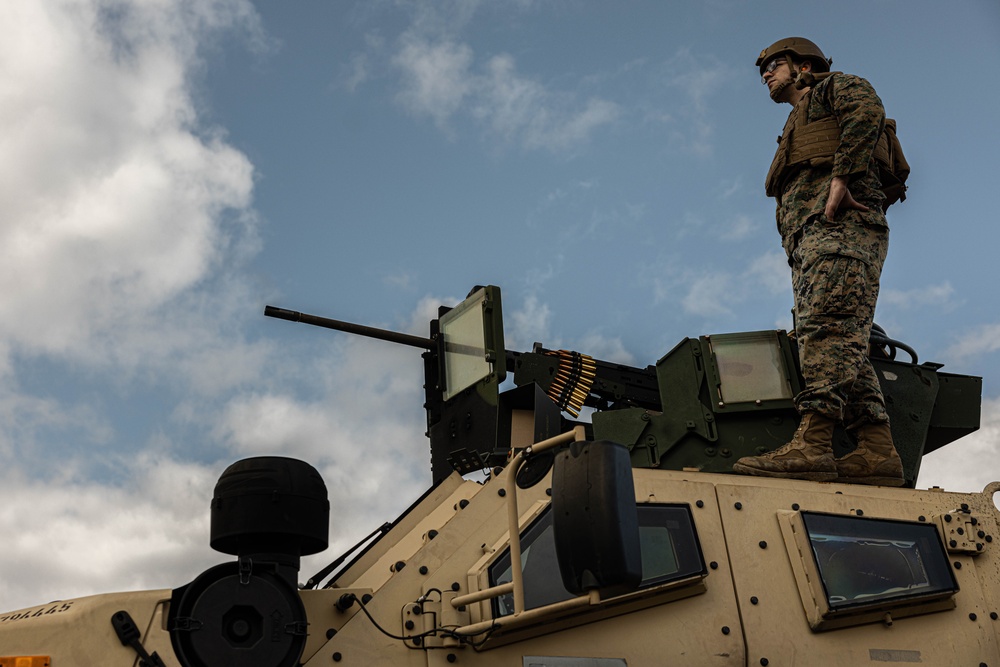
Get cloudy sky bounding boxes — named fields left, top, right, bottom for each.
left=2, top=0, right=999, bottom=613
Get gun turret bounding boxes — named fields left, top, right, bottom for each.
left=266, top=285, right=982, bottom=487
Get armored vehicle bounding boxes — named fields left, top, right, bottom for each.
left=2, top=285, right=997, bottom=666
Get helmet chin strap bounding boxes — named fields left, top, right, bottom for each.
left=769, top=79, right=793, bottom=103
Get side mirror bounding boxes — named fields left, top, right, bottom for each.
left=551, top=440, right=642, bottom=596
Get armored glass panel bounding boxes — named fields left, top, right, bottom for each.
left=488, top=505, right=705, bottom=617
left=800, top=511, right=958, bottom=612
left=710, top=332, right=792, bottom=404
left=440, top=289, right=490, bottom=401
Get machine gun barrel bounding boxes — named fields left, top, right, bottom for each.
left=264, top=305, right=435, bottom=350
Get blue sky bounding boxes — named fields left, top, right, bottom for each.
left=2, top=0, right=999, bottom=612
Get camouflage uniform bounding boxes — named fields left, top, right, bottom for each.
left=772, top=73, right=889, bottom=427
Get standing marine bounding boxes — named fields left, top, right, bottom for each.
left=733, top=37, right=904, bottom=486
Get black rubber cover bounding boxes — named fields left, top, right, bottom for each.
left=551, top=440, right=642, bottom=595
left=211, top=457, right=329, bottom=557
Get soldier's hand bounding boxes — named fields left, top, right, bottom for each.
left=825, top=176, right=869, bottom=220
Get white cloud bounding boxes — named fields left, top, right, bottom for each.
left=682, top=273, right=737, bottom=318
left=661, top=248, right=789, bottom=319
left=0, top=297, right=437, bottom=612
left=390, top=12, right=618, bottom=152
left=881, top=282, right=955, bottom=309
left=0, top=454, right=221, bottom=611
left=384, top=271, right=418, bottom=290
left=720, top=177, right=744, bottom=200
left=746, top=249, right=791, bottom=294
left=575, top=332, right=635, bottom=366
left=0, top=0, right=259, bottom=370
left=918, top=396, right=1000, bottom=507
left=0, top=382, right=114, bottom=461
left=663, top=48, right=726, bottom=112
left=658, top=48, right=726, bottom=157
left=506, top=294, right=553, bottom=350
left=0, top=0, right=278, bottom=612
left=946, top=322, right=1000, bottom=361
left=476, top=54, right=620, bottom=152
left=394, top=36, right=475, bottom=130
left=214, top=343, right=429, bottom=524
left=720, top=213, right=757, bottom=241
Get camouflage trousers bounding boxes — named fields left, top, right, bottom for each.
left=786, top=215, right=889, bottom=427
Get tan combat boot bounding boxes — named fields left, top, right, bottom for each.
left=732, top=413, right=838, bottom=481
left=836, top=422, right=904, bottom=486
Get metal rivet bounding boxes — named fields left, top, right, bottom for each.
left=958, top=527, right=965, bottom=535
left=721, top=626, right=730, bottom=635
left=945, top=514, right=953, bottom=523
left=326, top=628, right=337, bottom=639
left=498, top=488, right=506, bottom=497
left=428, top=529, right=439, bottom=539
left=710, top=561, right=719, bottom=570
left=459, top=499, right=470, bottom=509
left=759, top=541, right=767, bottom=549
left=918, top=515, right=926, bottom=522
left=791, top=503, right=800, bottom=511
left=750, top=596, right=759, bottom=605
left=333, top=652, right=342, bottom=662
left=405, top=620, right=415, bottom=630
left=419, top=566, right=429, bottom=575
left=362, top=594, right=373, bottom=604
left=447, top=654, right=457, bottom=663
left=950, top=540, right=958, bottom=548
left=735, top=502, right=743, bottom=510
left=696, top=500, right=704, bottom=508
left=990, top=612, right=998, bottom=620
left=761, top=660, right=769, bottom=666
left=452, top=582, right=461, bottom=591
left=394, top=560, right=406, bottom=572
left=855, top=509, right=864, bottom=516
left=954, top=562, right=962, bottom=570
left=970, top=613, right=978, bottom=621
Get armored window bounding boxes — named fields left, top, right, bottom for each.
left=780, top=510, right=960, bottom=630
left=439, top=286, right=504, bottom=400
left=708, top=331, right=795, bottom=406
left=488, top=504, right=705, bottom=618
left=801, top=511, right=958, bottom=612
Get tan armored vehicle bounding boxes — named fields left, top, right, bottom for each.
left=1, top=285, right=997, bottom=666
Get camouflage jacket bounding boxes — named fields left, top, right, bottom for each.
left=771, top=72, right=887, bottom=256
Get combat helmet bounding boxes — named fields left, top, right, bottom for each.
left=756, top=37, right=832, bottom=76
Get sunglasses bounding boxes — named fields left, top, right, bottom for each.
left=761, top=59, right=786, bottom=84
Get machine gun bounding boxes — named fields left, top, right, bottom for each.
left=266, top=285, right=981, bottom=487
